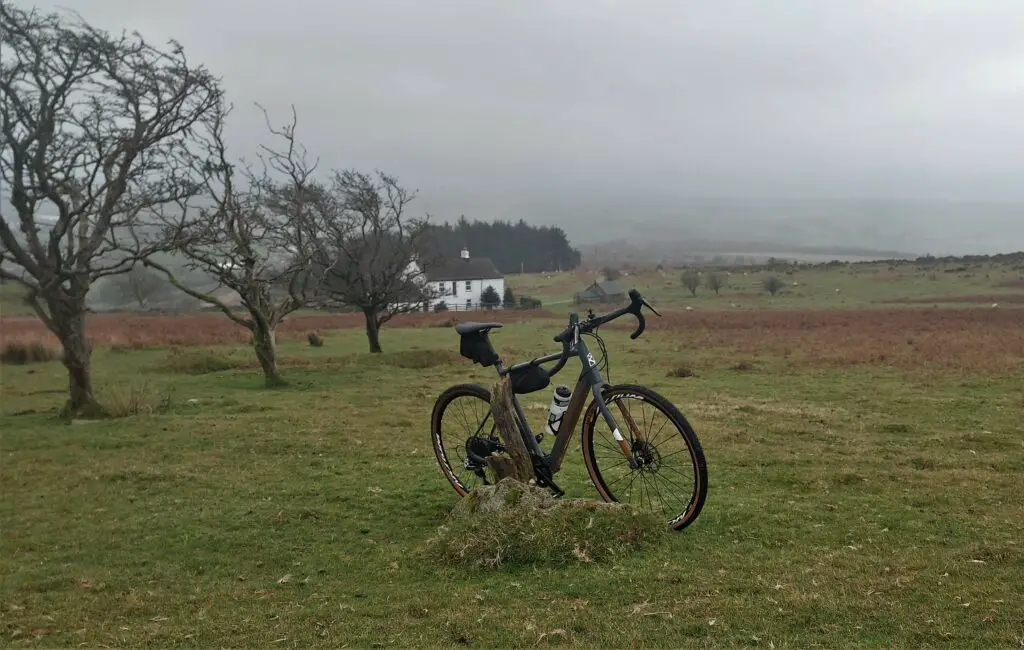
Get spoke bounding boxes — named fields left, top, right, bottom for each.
left=648, top=417, right=674, bottom=449
left=633, top=467, right=643, bottom=509
left=605, top=468, right=635, bottom=489
left=623, top=469, right=640, bottom=503
left=660, top=462, right=697, bottom=483
left=598, top=458, right=630, bottom=473
left=454, top=399, right=474, bottom=435
left=643, top=471, right=670, bottom=516
left=657, top=447, right=695, bottom=463
left=648, top=472, right=684, bottom=512
left=648, top=469, right=693, bottom=501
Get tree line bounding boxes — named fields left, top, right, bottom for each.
left=0, top=3, right=555, bottom=415
left=425, top=217, right=581, bottom=273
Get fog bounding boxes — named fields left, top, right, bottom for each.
left=16, top=0, right=1024, bottom=254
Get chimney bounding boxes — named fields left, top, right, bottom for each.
left=460, top=247, right=470, bottom=261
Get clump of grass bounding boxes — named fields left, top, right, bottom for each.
left=0, top=340, right=60, bottom=365
left=731, top=360, right=757, bottom=371
left=307, top=332, right=324, bottom=347
left=384, top=349, right=461, bottom=369
left=159, top=347, right=240, bottom=375
left=666, top=364, right=696, bottom=378
left=423, top=479, right=668, bottom=570
left=430, top=316, right=460, bottom=328
left=102, top=382, right=174, bottom=418
left=909, top=457, right=937, bottom=470
left=881, top=422, right=912, bottom=434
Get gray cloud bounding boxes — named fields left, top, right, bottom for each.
left=29, top=0, right=1024, bottom=252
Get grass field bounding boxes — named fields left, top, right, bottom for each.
left=2, top=263, right=1023, bottom=648
left=508, top=260, right=1024, bottom=310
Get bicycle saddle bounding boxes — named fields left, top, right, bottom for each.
left=455, top=322, right=503, bottom=335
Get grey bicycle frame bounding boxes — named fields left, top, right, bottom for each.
left=494, top=319, right=637, bottom=472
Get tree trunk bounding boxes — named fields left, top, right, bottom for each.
left=252, top=324, right=285, bottom=387
left=48, top=295, right=101, bottom=416
left=363, top=306, right=382, bottom=353
left=486, top=376, right=535, bottom=483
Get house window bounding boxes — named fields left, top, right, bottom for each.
left=466, top=298, right=472, bottom=308
left=465, top=280, right=472, bottom=291
left=451, top=281, right=457, bottom=295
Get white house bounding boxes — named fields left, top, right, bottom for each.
left=424, top=248, right=505, bottom=311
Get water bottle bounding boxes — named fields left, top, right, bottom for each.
left=541, top=384, right=572, bottom=440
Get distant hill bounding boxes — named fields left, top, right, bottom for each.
left=533, top=197, right=1024, bottom=257
left=580, top=237, right=914, bottom=268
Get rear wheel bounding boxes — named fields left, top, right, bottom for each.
left=581, top=384, right=708, bottom=531
left=430, top=384, right=502, bottom=496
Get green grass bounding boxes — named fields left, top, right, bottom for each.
left=507, top=260, right=1024, bottom=310
left=2, top=322, right=1023, bottom=647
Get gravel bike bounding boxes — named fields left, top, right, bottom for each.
left=430, top=289, right=708, bottom=531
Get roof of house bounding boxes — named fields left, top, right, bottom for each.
left=426, top=257, right=503, bottom=282
left=582, top=279, right=624, bottom=296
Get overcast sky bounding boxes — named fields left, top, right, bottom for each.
left=26, top=1, right=1024, bottom=250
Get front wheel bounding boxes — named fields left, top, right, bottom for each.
left=581, top=384, right=708, bottom=531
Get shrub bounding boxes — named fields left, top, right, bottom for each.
left=0, top=340, right=59, bottom=365
left=502, top=287, right=516, bottom=309
left=762, top=276, right=785, bottom=296
left=667, top=364, right=696, bottom=378
left=307, top=332, right=324, bottom=347
left=160, top=348, right=239, bottom=374
left=433, top=301, right=449, bottom=312
left=518, top=296, right=542, bottom=309
left=384, top=349, right=461, bottom=369
left=481, top=285, right=501, bottom=309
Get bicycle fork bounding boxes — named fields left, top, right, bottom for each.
left=575, top=334, right=641, bottom=470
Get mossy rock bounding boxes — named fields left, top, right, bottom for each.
left=425, top=478, right=669, bottom=570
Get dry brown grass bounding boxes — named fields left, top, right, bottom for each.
left=0, top=340, right=60, bottom=365
left=882, top=293, right=1024, bottom=304
left=0, top=309, right=552, bottom=349
left=3, top=306, right=1021, bottom=376
left=628, top=307, right=1024, bottom=376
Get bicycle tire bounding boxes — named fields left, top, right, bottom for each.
left=430, top=383, right=495, bottom=497
left=581, top=384, right=708, bottom=531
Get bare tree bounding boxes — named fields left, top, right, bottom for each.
left=144, top=102, right=323, bottom=386
left=97, top=264, right=170, bottom=309
left=0, top=3, right=221, bottom=414
left=681, top=269, right=700, bottom=296
left=312, top=170, right=435, bottom=353
left=706, top=272, right=726, bottom=296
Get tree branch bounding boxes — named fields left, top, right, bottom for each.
left=143, top=258, right=252, bottom=329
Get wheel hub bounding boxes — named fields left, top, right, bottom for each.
left=631, top=439, right=661, bottom=471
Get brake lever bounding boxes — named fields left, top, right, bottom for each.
left=642, top=298, right=662, bottom=317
